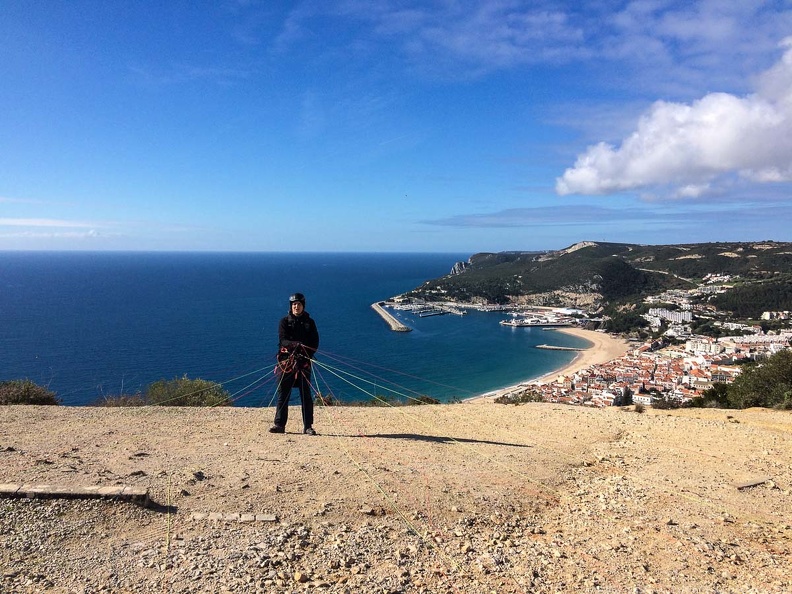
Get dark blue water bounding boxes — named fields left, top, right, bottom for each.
left=0, top=252, right=588, bottom=406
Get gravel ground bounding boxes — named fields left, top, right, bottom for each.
left=1, top=403, right=791, bottom=593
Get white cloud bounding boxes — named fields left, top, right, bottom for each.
left=556, top=38, right=792, bottom=197
left=0, top=230, right=105, bottom=239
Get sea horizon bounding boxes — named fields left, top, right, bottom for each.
left=0, top=251, right=590, bottom=406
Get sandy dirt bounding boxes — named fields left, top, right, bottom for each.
left=1, top=401, right=790, bottom=592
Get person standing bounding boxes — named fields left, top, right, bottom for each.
left=270, top=293, right=320, bottom=435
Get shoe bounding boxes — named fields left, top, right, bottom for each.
left=268, top=425, right=285, bottom=434
left=303, top=427, right=317, bottom=436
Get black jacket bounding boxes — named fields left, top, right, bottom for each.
left=279, top=311, right=319, bottom=358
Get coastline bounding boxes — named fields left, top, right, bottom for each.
left=467, top=327, right=631, bottom=403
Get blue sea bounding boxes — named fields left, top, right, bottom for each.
left=0, top=252, right=590, bottom=406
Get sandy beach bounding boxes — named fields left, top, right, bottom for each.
left=473, top=327, right=630, bottom=401
left=531, top=327, right=631, bottom=382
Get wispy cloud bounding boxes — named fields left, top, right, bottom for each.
left=0, top=230, right=109, bottom=240
left=556, top=38, right=792, bottom=198
left=423, top=201, right=790, bottom=229
left=128, top=62, right=254, bottom=87
left=424, top=205, right=668, bottom=228
left=0, top=218, right=99, bottom=228
left=274, top=1, right=792, bottom=86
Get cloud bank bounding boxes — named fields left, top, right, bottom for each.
left=556, top=38, right=792, bottom=198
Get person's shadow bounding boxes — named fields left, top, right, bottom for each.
left=357, top=433, right=531, bottom=448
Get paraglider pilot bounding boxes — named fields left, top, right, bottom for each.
left=270, top=292, right=320, bottom=435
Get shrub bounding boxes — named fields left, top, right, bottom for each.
left=412, top=395, right=441, bottom=405
left=348, top=394, right=442, bottom=407
left=651, top=396, right=683, bottom=410
left=356, top=394, right=397, bottom=407
left=145, top=376, right=231, bottom=407
left=633, top=402, right=645, bottom=413
left=694, top=383, right=732, bottom=409
left=775, top=391, right=792, bottom=410
left=0, top=380, right=59, bottom=405
left=726, top=350, right=792, bottom=409
left=494, top=389, right=544, bottom=405
left=315, top=392, right=341, bottom=406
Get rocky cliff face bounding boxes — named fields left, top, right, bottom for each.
left=450, top=260, right=470, bottom=275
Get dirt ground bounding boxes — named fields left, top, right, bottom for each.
left=1, top=402, right=790, bottom=593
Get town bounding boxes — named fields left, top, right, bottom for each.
left=527, top=274, right=791, bottom=407
left=528, top=328, right=792, bottom=407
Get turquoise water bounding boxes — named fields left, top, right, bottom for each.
left=0, top=252, right=589, bottom=405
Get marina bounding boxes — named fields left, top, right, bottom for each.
left=499, top=317, right=572, bottom=327
left=389, top=302, right=468, bottom=318
left=371, top=301, right=412, bottom=332
left=381, top=300, right=578, bottom=332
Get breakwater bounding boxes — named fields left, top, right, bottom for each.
left=371, top=302, right=412, bottom=332
left=535, top=344, right=583, bottom=351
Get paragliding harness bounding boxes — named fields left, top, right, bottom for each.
left=276, top=346, right=311, bottom=378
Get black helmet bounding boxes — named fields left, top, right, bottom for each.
left=289, top=292, right=306, bottom=306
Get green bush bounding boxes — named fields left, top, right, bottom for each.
left=315, top=392, right=341, bottom=406
left=411, top=395, right=441, bottom=405
left=346, top=394, right=392, bottom=407
left=690, top=383, right=732, bottom=409
left=348, top=394, right=442, bottom=407
left=651, top=396, right=683, bottom=409
left=494, top=389, right=544, bottom=405
left=145, top=376, right=231, bottom=407
left=0, top=380, right=59, bottom=405
left=726, top=350, right=792, bottom=409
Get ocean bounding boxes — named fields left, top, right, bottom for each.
left=0, top=252, right=590, bottom=406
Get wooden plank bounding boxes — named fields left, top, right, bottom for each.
left=735, top=476, right=771, bottom=490
left=0, top=483, right=149, bottom=504
left=0, top=483, right=21, bottom=495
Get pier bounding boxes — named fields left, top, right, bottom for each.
left=371, top=302, right=412, bottom=332
left=535, top=344, right=583, bottom=351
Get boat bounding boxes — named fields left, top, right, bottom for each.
left=418, top=308, right=445, bottom=317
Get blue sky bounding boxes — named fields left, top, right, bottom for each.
left=3, top=1, right=792, bottom=253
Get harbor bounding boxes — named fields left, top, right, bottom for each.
left=391, top=303, right=467, bottom=317
left=372, top=300, right=469, bottom=331
left=374, top=299, right=582, bottom=333
left=371, top=301, right=412, bottom=332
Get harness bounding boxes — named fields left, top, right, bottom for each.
left=275, top=314, right=315, bottom=377
left=276, top=346, right=311, bottom=376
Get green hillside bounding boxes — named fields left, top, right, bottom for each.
left=404, top=240, right=792, bottom=313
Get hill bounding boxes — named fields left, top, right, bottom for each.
left=1, top=403, right=790, bottom=592
left=405, top=241, right=792, bottom=314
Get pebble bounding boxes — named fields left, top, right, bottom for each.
left=0, top=482, right=785, bottom=593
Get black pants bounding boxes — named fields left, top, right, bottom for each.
left=274, top=365, right=313, bottom=430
